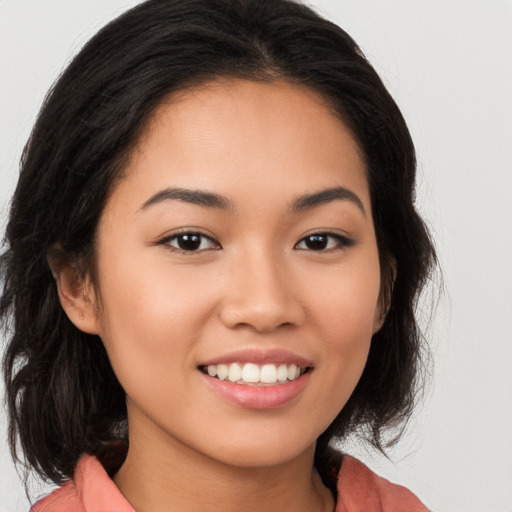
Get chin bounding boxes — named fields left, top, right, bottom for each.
left=199, top=428, right=317, bottom=470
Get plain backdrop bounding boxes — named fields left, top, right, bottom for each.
left=1, top=1, right=511, bottom=511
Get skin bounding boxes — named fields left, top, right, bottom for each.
left=57, top=79, right=386, bottom=512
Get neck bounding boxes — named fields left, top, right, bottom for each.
left=113, top=421, right=334, bottom=512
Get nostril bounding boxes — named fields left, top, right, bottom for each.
left=219, top=298, right=305, bottom=333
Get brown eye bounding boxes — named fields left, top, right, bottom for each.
left=302, top=234, right=329, bottom=250
left=165, top=233, right=219, bottom=252
left=295, top=233, right=354, bottom=251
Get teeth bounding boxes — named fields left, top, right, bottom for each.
left=260, top=364, right=277, bottom=383
left=241, top=363, right=260, bottom=383
left=228, top=363, right=242, bottom=382
left=277, top=364, right=289, bottom=382
left=204, top=362, right=306, bottom=385
left=217, top=364, right=228, bottom=380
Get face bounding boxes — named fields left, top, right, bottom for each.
left=78, top=79, right=383, bottom=468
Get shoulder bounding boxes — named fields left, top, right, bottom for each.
left=336, top=455, right=430, bottom=512
left=30, top=480, right=83, bottom=512
left=31, top=455, right=134, bottom=512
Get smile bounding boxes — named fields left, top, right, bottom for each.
left=200, top=362, right=308, bottom=385
left=198, top=349, right=313, bottom=408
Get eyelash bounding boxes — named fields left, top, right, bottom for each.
left=159, top=231, right=221, bottom=253
left=294, top=233, right=355, bottom=251
left=158, top=231, right=355, bottom=253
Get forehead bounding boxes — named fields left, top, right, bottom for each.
left=112, top=78, right=370, bottom=214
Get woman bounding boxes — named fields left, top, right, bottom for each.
left=1, top=0, right=436, bottom=510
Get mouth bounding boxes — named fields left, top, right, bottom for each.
left=198, top=362, right=312, bottom=386
left=197, top=349, right=314, bottom=408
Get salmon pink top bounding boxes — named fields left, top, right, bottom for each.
left=31, top=453, right=429, bottom=511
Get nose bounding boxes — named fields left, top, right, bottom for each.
left=219, top=248, right=305, bottom=333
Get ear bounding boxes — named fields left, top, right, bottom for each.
left=372, top=258, right=397, bottom=334
left=48, top=250, right=101, bottom=335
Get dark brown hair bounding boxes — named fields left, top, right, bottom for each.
left=1, top=0, right=436, bottom=491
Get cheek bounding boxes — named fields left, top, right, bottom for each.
left=93, top=247, right=221, bottom=379
left=305, top=251, right=381, bottom=390
left=308, top=255, right=382, bottom=339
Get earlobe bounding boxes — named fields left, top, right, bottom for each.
left=372, top=302, right=387, bottom=334
left=373, top=258, right=397, bottom=334
left=48, top=252, right=101, bottom=335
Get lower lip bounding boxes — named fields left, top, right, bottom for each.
left=200, top=372, right=310, bottom=409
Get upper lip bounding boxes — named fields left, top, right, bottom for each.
left=199, top=348, right=313, bottom=368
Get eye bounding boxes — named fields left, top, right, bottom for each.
left=162, top=232, right=220, bottom=252
left=295, top=233, right=354, bottom=251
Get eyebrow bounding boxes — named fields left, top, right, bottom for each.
left=140, top=185, right=365, bottom=216
left=291, top=186, right=366, bottom=216
left=140, top=187, right=233, bottom=211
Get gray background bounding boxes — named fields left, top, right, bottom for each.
left=1, top=1, right=511, bottom=511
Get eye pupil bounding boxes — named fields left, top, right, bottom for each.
left=178, top=234, right=201, bottom=250
left=305, top=234, right=328, bottom=250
